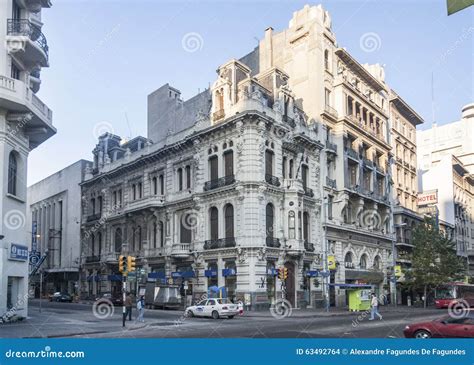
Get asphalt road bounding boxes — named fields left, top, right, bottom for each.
left=0, top=300, right=444, bottom=339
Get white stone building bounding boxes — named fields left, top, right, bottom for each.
left=0, top=0, right=53, bottom=319
left=27, top=160, right=90, bottom=297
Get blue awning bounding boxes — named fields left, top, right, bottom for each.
left=222, top=268, right=236, bottom=277
left=305, top=270, right=319, bottom=277
left=329, top=284, right=373, bottom=289
left=107, top=275, right=123, bottom=282
left=267, top=268, right=278, bottom=276
left=171, top=271, right=195, bottom=279
left=148, top=272, right=166, bottom=279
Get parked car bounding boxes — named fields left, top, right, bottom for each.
left=49, top=292, right=73, bottom=303
left=404, top=311, right=474, bottom=338
left=95, top=293, right=123, bottom=306
left=185, top=298, right=239, bottom=319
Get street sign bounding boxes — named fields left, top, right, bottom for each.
left=9, top=243, right=28, bottom=261
left=29, top=253, right=40, bottom=265
left=327, top=255, right=336, bottom=270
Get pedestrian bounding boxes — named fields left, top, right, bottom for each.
left=125, top=292, right=133, bottom=321
left=136, top=295, right=145, bottom=323
left=369, top=292, right=382, bottom=321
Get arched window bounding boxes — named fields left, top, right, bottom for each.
left=289, top=159, right=294, bottom=178
left=90, top=233, right=95, bottom=256
left=324, top=49, right=330, bottom=70
left=224, top=204, right=234, bottom=238
left=209, top=156, right=218, bottom=181
left=282, top=156, right=287, bottom=179
left=138, top=182, right=142, bottom=199
left=114, top=228, right=122, bottom=253
left=303, top=212, right=309, bottom=241
left=265, top=149, right=274, bottom=177
left=266, top=203, right=274, bottom=238
left=159, top=175, right=164, bottom=195
left=180, top=214, right=192, bottom=243
left=210, top=207, right=219, bottom=240
left=224, top=150, right=234, bottom=177
left=90, top=198, right=95, bottom=215
left=97, top=232, right=102, bottom=257
left=288, top=211, right=296, bottom=239
left=360, top=254, right=368, bottom=269
left=301, top=164, right=308, bottom=189
left=177, top=168, right=183, bottom=191
left=344, top=252, right=353, bottom=263
left=373, top=255, right=381, bottom=270
left=185, top=165, right=191, bottom=189
left=152, top=177, right=157, bottom=195
left=153, top=222, right=157, bottom=248
left=132, top=184, right=136, bottom=200
left=7, top=151, right=17, bottom=195
left=135, top=226, right=142, bottom=251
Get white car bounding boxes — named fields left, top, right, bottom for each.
left=185, top=298, right=239, bottom=319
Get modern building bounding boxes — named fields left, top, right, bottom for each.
left=27, top=160, right=90, bottom=297
left=388, top=90, right=424, bottom=304
left=418, top=104, right=474, bottom=277
left=0, top=0, right=54, bottom=319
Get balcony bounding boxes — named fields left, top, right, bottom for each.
left=265, top=174, right=281, bottom=187
left=266, top=237, right=281, bottom=248
left=362, top=158, right=373, bottom=169
left=304, top=241, right=315, bottom=252
left=86, top=213, right=102, bottom=223
left=204, top=175, right=235, bottom=191
left=124, top=195, right=165, bottom=214
left=325, top=140, right=337, bottom=154
left=103, top=252, right=120, bottom=263
left=85, top=255, right=101, bottom=264
left=326, top=177, right=337, bottom=189
left=204, top=237, right=236, bottom=250
left=375, top=164, right=385, bottom=175
left=345, top=147, right=359, bottom=161
left=323, top=104, right=338, bottom=119
left=171, top=243, right=191, bottom=258
left=282, top=115, right=296, bottom=128
left=213, top=109, right=225, bottom=121
left=6, top=19, right=49, bottom=67
left=396, top=239, right=414, bottom=248
left=303, top=186, right=314, bottom=197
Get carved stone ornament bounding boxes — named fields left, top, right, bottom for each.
left=237, top=247, right=248, bottom=264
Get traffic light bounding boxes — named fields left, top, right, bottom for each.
left=282, top=267, right=288, bottom=280
left=127, top=256, right=136, bottom=272
left=119, top=255, right=127, bottom=273
left=278, top=267, right=289, bottom=280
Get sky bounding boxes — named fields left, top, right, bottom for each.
left=28, top=0, right=473, bottom=185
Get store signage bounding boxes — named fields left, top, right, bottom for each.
left=394, top=265, right=402, bottom=277
left=327, top=255, right=336, bottom=270
left=9, top=243, right=28, bottom=261
left=417, top=190, right=438, bottom=206
left=204, top=269, right=218, bottom=278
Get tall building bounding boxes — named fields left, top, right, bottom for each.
left=27, top=160, right=90, bottom=297
left=0, top=0, right=54, bottom=319
left=77, top=4, right=422, bottom=309
left=388, top=90, right=424, bottom=304
left=418, top=104, right=474, bottom=276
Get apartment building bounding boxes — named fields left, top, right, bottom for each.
left=0, top=0, right=54, bottom=319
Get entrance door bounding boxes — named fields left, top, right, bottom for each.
left=284, top=262, right=295, bottom=307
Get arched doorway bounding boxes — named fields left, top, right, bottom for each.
left=284, top=262, right=296, bottom=307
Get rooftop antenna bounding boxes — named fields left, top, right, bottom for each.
left=124, top=112, right=133, bottom=142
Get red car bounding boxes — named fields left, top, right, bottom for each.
left=404, top=312, right=474, bottom=338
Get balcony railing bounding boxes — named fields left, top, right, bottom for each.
left=326, top=177, right=337, bottom=189
left=325, top=140, right=337, bottom=153
left=86, top=213, right=101, bottom=222
left=303, top=186, right=314, bottom=197
left=85, top=255, right=101, bottom=263
left=213, top=109, right=225, bottom=121
left=204, top=175, right=235, bottom=191
left=204, top=237, right=236, bottom=250
left=345, top=147, right=359, bottom=160
left=266, top=237, right=281, bottom=248
left=7, top=19, right=49, bottom=59
left=344, top=262, right=355, bottom=269
left=362, top=158, right=373, bottom=168
left=171, top=243, right=191, bottom=257
left=324, top=104, right=338, bottom=118
left=265, top=174, right=281, bottom=187
left=304, top=241, right=315, bottom=252
left=282, top=115, right=296, bottom=128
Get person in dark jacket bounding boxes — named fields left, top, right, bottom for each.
left=125, top=292, right=133, bottom=321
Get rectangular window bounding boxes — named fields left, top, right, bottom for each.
left=11, top=63, right=20, bottom=80
left=186, top=166, right=191, bottom=189
left=265, top=150, right=273, bottom=176
left=209, top=156, right=218, bottom=181
left=224, top=151, right=234, bottom=177
left=325, top=88, right=331, bottom=106
left=327, top=195, right=333, bottom=220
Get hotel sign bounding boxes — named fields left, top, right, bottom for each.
left=417, top=190, right=438, bottom=206
left=9, top=243, right=29, bottom=261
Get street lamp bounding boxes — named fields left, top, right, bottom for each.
left=321, top=197, right=343, bottom=312
left=391, top=222, right=406, bottom=307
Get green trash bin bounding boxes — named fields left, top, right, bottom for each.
left=348, top=289, right=371, bottom=311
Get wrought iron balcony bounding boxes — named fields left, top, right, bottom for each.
left=326, top=177, right=337, bottom=189
left=266, top=237, right=281, bottom=248
left=265, top=174, right=281, bottom=187
left=345, top=147, right=359, bottom=160
left=325, top=140, right=337, bottom=153
left=86, top=213, right=101, bottom=222
left=303, top=186, right=314, bottom=197
left=282, top=115, right=295, bottom=128
left=304, top=241, right=315, bottom=252
left=204, top=237, right=236, bottom=250
left=7, top=19, right=49, bottom=59
left=204, top=175, right=235, bottom=191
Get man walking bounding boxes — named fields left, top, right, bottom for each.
left=369, top=292, right=382, bottom=321
left=125, top=292, right=133, bottom=321
left=136, top=295, right=145, bottom=323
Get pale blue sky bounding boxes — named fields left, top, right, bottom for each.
left=28, top=0, right=473, bottom=184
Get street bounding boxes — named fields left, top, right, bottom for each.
left=0, top=300, right=445, bottom=339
